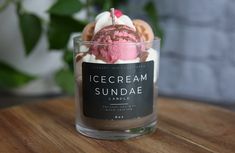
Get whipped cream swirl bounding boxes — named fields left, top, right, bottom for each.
left=94, top=11, right=136, bottom=34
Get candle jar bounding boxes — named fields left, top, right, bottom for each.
left=73, top=36, right=160, bottom=140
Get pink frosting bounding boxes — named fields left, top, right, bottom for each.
left=90, top=25, right=142, bottom=63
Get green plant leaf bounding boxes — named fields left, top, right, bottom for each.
left=0, top=0, right=12, bottom=12
left=0, top=62, right=35, bottom=90
left=55, top=69, right=74, bottom=95
left=102, top=0, right=112, bottom=10
left=93, top=0, right=127, bottom=11
left=48, top=15, right=87, bottom=50
left=48, top=0, right=83, bottom=16
left=17, top=5, right=42, bottom=55
left=144, top=1, right=164, bottom=41
left=63, top=49, right=74, bottom=71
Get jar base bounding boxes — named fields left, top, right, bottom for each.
left=75, top=121, right=157, bottom=140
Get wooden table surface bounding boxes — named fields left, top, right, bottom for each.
left=0, top=97, right=235, bottom=153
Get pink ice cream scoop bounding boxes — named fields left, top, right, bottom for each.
left=90, top=25, right=142, bottom=63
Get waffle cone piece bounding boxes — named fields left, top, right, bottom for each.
left=133, top=19, right=154, bottom=42
left=81, top=22, right=95, bottom=41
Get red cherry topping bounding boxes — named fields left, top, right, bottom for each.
left=114, top=9, right=123, bottom=18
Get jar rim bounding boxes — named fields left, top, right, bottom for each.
left=73, top=35, right=161, bottom=46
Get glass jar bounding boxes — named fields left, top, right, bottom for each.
left=73, top=36, right=160, bottom=140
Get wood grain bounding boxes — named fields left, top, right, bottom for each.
left=0, top=97, right=235, bottom=153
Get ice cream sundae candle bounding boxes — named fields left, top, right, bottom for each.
left=73, top=8, right=160, bottom=140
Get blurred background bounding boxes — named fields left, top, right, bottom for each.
left=0, top=0, right=235, bottom=110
